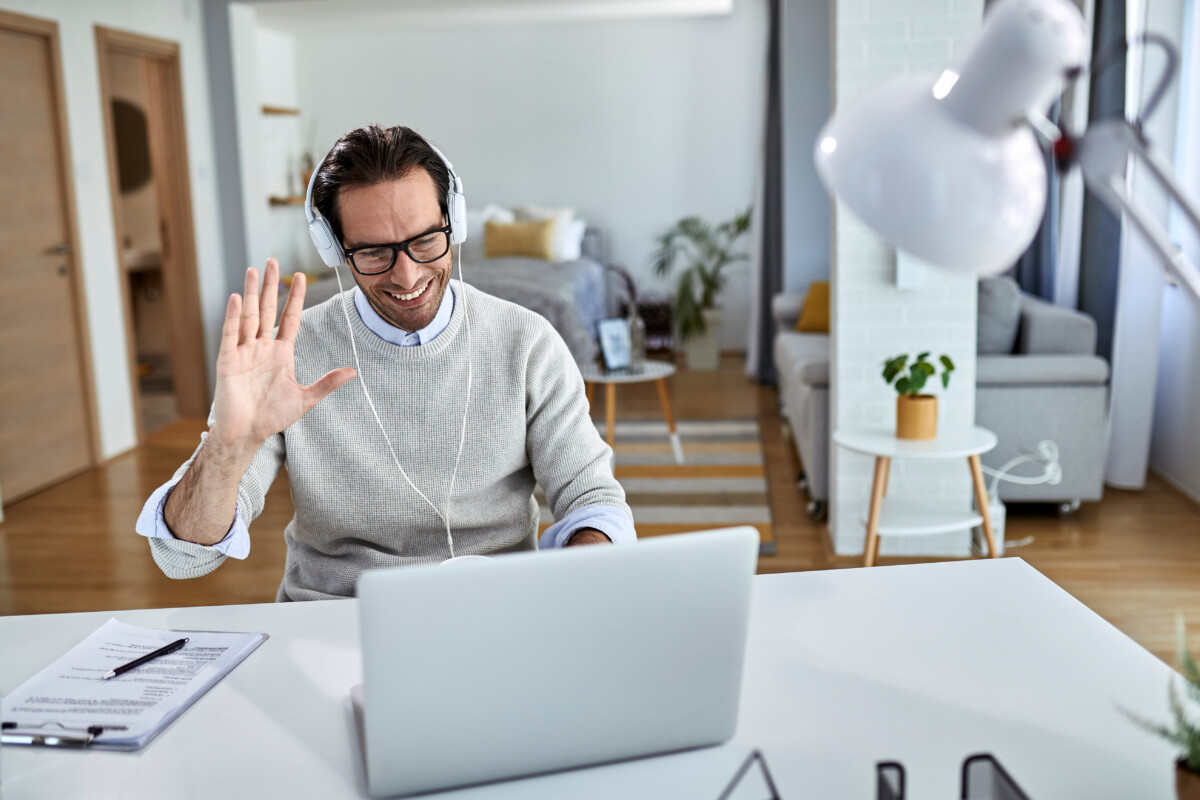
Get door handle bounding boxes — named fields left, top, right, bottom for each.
left=50, top=243, right=73, bottom=255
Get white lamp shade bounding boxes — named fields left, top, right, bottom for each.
left=813, top=0, right=1087, bottom=277
left=814, top=73, right=1047, bottom=276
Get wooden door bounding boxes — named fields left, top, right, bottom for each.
left=96, top=28, right=210, bottom=430
left=0, top=13, right=96, bottom=503
left=0, top=12, right=96, bottom=503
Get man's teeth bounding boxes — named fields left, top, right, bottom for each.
left=388, top=283, right=429, bottom=301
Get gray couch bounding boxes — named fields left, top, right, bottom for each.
left=773, top=277, right=1110, bottom=518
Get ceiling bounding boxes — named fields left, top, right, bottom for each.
left=247, top=0, right=734, bottom=33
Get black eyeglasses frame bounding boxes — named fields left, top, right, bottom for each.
left=343, top=224, right=454, bottom=275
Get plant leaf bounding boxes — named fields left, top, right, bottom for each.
left=940, top=354, right=955, bottom=371
left=895, top=376, right=911, bottom=395
left=916, top=351, right=930, bottom=362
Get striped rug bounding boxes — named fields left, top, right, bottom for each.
left=538, top=419, right=776, bottom=555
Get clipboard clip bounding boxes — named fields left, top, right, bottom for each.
left=1, top=720, right=125, bottom=748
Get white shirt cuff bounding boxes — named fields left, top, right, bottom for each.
left=134, top=476, right=251, bottom=560
left=538, top=505, right=635, bottom=549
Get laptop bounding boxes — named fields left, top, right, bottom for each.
left=354, top=526, right=759, bottom=798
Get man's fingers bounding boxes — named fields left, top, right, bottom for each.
left=302, top=367, right=357, bottom=409
left=277, top=272, right=307, bottom=343
left=239, top=268, right=260, bottom=345
left=259, top=259, right=280, bottom=338
left=218, top=293, right=243, bottom=357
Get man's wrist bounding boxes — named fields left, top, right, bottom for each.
left=565, top=528, right=612, bottom=546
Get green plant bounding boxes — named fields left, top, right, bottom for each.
left=650, top=208, right=753, bottom=341
left=1125, top=615, right=1200, bottom=773
left=882, top=352, right=955, bottom=395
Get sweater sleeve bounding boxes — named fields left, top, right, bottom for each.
left=141, top=427, right=286, bottom=579
left=524, top=325, right=634, bottom=539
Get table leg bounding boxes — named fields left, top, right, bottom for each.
left=968, top=454, right=999, bottom=558
left=586, top=382, right=594, bottom=410
left=655, top=378, right=684, bottom=464
left=605, top=383, right=616, bottom=451
left=881, top=459, right=890, bottom=496
left=863, top=456, right=890, bottom=568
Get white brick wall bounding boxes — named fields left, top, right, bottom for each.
left=829, top=0, right=984, bottom=557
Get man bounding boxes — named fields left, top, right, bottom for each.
left=136, top=124, right=634, bottom=600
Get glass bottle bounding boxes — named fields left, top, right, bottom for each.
left=628, top=306, right=646, bottom=373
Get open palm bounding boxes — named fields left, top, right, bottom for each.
left=211, top=259, right=355, bottom=454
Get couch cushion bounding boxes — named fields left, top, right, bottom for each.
left=976, top=354, right=1109, bottom=385
left=774, top=331, right=830, bottom=371
left=977, top=276, right=1021, bottom=355
left=795, top=281, right=831, bottom=332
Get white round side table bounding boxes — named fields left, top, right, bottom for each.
left=578, top=360, right=683, bottom=464
left=832, top=426, right=999, bottom=567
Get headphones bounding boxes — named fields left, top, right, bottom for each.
left=304, top=139, right=468, bottom=268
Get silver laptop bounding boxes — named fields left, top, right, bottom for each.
left=354, top=526, right=759, bottom=798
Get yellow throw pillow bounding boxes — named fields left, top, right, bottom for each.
left=795, top=280, right=831, bottom=333
left=484, top=219, right=556, bottom=260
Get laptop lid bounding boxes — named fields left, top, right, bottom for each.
left=356, top=526, right=759, bottom=798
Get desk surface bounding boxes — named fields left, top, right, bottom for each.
left=0, top=558, right=1178, bottom=799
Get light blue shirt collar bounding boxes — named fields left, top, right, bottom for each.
left=353, top=283, right=455, bottom=347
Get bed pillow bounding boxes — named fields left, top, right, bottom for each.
left=513, top=205, right=585, bottom=261
left=484, top=219, right=556, bottom=260
left=463, top=205, right=515, bottom=263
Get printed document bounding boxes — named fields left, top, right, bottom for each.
left=1, top=618, right=266, bottom=750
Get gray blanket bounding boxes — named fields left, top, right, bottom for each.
left=461, top=257, right=607, bottom=366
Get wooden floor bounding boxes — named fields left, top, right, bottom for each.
left=3, top=354, right=1199, bottom=667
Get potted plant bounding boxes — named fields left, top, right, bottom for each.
left=882, top=352, right=955, bottom=440
left=1125, top=616, right=1200, bottom=799
left=650, top=208, right=752, bottom=370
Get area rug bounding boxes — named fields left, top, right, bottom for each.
left=538, top=419, right=776, bottom=555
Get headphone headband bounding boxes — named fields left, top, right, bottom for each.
left=304, top=135, right=467, bottom=268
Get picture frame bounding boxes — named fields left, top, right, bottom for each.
left=597, top=318, right=632, bottom=371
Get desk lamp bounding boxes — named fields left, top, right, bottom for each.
left=814, top=0, right=1200, bottom=301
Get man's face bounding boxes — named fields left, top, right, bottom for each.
left=338, top=169, right=451, bottom=332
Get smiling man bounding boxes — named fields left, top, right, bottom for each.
left=135, top=124, right=633, bottom=601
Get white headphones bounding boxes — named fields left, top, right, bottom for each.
left=304, top=138, right=468, bottom=268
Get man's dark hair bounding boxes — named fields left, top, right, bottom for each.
left=311, top=124, right=450, bottom=244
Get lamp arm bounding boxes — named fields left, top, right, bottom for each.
left=1076, top=119, right=1200, bottom=302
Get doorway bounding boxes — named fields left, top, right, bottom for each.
left=96, top=27, right=209, bottom=438
left=0, top=11, right=98, bottom=504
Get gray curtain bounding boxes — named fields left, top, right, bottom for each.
left=1077, top=0, right=1126, bottom=362
left=753, top=0, right=784, bottom=385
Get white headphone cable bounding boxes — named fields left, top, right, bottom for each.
left=330, top=251, right=472, bottom=560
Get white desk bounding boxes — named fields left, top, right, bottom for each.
left=0, top=559, right=1179, bottom=799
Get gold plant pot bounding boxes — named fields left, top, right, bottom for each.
left=896, top=394, right=938, bottom=440
left=1179, top=761, right=1200, bottom=800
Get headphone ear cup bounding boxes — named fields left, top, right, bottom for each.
left=308, top=213, right=345, bottom=268
left=448, top=189, right=467, bottom=245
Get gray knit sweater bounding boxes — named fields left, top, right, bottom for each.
left=148, top=285, right=630, bottom=601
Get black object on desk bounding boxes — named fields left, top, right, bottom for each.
left=102, top=637, right=189, bottom=680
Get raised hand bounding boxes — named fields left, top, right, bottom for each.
left=209, top=259, right=356, bottom=458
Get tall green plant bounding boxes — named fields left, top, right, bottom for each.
left=650, top=208, right=753, bottom=341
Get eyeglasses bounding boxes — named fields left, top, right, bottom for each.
left=343, top=225, right=453, bottom=275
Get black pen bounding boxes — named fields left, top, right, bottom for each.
left=101, top=638, right=189, bottom=680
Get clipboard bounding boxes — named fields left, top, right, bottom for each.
left=1, top=619, right=267, bottom=750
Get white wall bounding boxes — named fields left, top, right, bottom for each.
left=1151, top=0, right=1200, bottom=504
left=0, top=0, right=227, bottom=458
left=244, top=2, right=767, bottom=350
left=828, top=0, right=983, bottom=557
left=782, top=0, right=832, bottom=293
